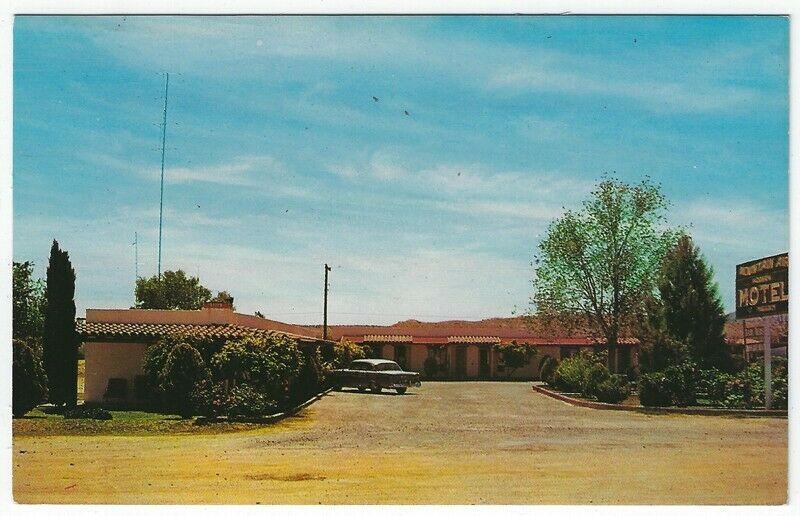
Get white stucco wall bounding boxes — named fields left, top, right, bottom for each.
left=84, top=341, right=148, bottom=404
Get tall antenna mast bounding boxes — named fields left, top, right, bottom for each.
left=133, top=231, right=139, bottom=280
left=157, top=72, right=170, bottom=278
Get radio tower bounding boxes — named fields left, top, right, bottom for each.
left=133, top=231, right=139, bottom=280
left=157, top=72, right=169, bottom=278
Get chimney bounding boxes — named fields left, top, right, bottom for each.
left=203, top=297, right=234, bottom=310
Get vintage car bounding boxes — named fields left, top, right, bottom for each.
left=331, top=358, right=422, bottom=394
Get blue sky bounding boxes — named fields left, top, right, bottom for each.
left=13, top=16, right=789, bottom=324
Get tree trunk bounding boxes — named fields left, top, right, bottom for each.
left=608, top=344, right=618, bottom=374
left=607, top=327, right=619, bottom=374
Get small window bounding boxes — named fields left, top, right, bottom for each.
left=105, top=378, right=128, bottom=399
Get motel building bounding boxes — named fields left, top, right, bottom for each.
left=324, top=325, right=639, bottom=380
left=77, top=300, right=640, bottom=406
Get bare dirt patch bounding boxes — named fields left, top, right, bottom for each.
left=13, top=382, right=787, bottom=504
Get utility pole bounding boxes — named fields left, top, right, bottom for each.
left=157, top=72, right=169, bottom=278
left=323, top=263, right=331, bottom=341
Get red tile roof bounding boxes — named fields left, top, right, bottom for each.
left=339, top=318, right=639, bottom=346
left=76, top=319, right=321, bottom=344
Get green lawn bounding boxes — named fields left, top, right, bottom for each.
left=13, top=407, right=272, bottom=437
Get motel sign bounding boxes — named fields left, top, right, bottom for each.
left=735, top=252, right=788, bottom=410
left=735, top=252, right=788, bottom=319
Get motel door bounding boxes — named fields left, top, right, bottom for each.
left=455, top=346, right=467, bottom=379
left=479, top=347, right=490, bottom=379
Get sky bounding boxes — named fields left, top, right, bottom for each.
left=13, top=15, right=789, bottom=325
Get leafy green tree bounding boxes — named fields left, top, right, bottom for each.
left=13, top=261, right=46, bottom=341
left=135, top=269, right=212, bottom=310
left=494, top=341, right=537, bottom=378
left=532, top=177, right=675, bottom=372
left=12, top=339, right=48, bottom=417
left=656, top=234, right=730, bottom=370
left=43, top=240, right=78, bottom=407
left=160, top=343, right=210, bottom=417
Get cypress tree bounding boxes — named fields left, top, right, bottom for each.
left=658, top=234, right=730, bottom=370
left=43, top=240, right=78, bottom=407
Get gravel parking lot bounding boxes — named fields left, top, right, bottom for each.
left=13, top=382, right=787, bottom=504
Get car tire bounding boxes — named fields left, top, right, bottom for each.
left=357, top=386, right=366, bottom=392
left=395, top=387, right=407, bottom=395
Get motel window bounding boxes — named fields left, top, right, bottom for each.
left=104, top=378, right=128, bottom=399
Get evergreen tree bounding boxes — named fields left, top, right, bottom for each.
left=43, top=240, right=78, bottom=407
left=657, top=234, right=730, bottom=370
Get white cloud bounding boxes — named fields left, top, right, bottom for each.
left=164, top=155, right=286, bottom=185
left=488, top=66, right=761, bottom=113
left=81, top=152, right=318, bottom=200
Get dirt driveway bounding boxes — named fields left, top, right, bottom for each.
left=13, top=382, right=787, bottom=504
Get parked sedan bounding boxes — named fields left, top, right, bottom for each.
left=331, top=359, right=421, bottom=394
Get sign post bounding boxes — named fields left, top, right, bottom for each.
left=763, top=316, right=772, bottom=409
left=735, top=252, right=788, bottom=410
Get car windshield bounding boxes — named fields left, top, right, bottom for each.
left=350, top=362, right=373, bottom=371
left=375, top=362, right=401, bottom=371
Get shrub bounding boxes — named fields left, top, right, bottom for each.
left=594, top=376, right=630, bottom=404
left=212, top=334, right=304, bottom=408
left=292, top=346, right=323, bottom=404
left=772, top=377, right=788, bottom=410
left=551, top=350, right=602, bottom=393
left=63, top=406, right=112, bottom=420
left=582, top=362, right=612, bottom=398
left=638, top=372, right=673, bottom=407
left=720, top=375, right=756, bottom=409
left=224, top=384, right=277, bottom=419
left=160, top=343, right=210, bottom=417
left=697, top=368, right=726, bottom=401
left=663, top=361, right=698, bottom=407
left=539, top=355, right=558, bottom=384
left=12, top=339, right=48, bottom=417
left=142, top=337, right=179, bottom=406
left=331, top=339, right=367, bottom=369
